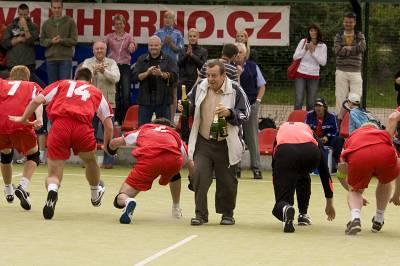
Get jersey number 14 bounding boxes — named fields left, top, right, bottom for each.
left=66, top=81, right=91, bottom=101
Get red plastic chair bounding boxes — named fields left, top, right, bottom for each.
left=287, top=110, right=308, bottom=123
left=258, top=128, right=278, bottom=155
left=339, top=112, right=350, bottom=138
left=122, top=105, right=139, bottom=132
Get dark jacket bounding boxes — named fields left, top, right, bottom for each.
left=178, top=44, right=207, bottom=91
left=132, top=52, right=178, bottom=106
left=395, top=70, right=400, bottom=105
left=2, top=17, right=39, bottom=67
left=306, top=110, right=339, bottom=141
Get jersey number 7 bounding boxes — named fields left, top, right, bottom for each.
left=66, top=81, right=91, bottom=101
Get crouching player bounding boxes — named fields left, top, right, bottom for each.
left=272, top=122, right=336, bottom=233
left=339, top=122, right=400, bottom=235
left=108, top=118, right=193, bottom=224
left=1, top=66, right=43, bottom=210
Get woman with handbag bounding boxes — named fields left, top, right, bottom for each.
left=292, top=23, right=327, bottom=111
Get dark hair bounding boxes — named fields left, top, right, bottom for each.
left=206, top=59, right=225, bottom=75
left=51, top=0, right=63, bottom=7
left=344, top=11, right=356, bottom=19
left=152, top=118, right=176, bottom=129
left=307, top=23, right=323, bottom=43
left=221, top=43, right=239, bottom=59
left=75, top=67, right=92, bottom=81
left=18, top=4, right=29, bottom=11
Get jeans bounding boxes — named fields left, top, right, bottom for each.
left=294, top=78, right=319, bottom=111
left=47, top=60, right=72, bottom=83
left=138, top=104, right=170, bottom=126
left=115, top=64, right=132, bottom=124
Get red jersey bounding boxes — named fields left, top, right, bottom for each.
left=42, top=80, right=113, bottom=125
left=0, top=79, right=42, bottom=134
left=341, top=126, right=394, bottom=161
left=276, top=122, right=318, bottom=147
left=124, top=124, right=189, bottom=163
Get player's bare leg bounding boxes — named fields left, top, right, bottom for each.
left=14, top=146, right=40, bottom=210
left=372, top=182, right=392, bottom=232
left=346, top=188, right=364, bottom=235
left=114, top=182, right=139, bottom=224
left=78, top=150, right=105, bottom=207
left=169, top=177, right=182, bottom=218
left=1, top=148, right=14, bottom=203
left=43, top=158, right=64, bottom=219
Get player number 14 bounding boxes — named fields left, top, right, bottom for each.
left=66, top=81, right=91, bottom=101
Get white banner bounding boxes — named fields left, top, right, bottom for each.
left=0, top=2, right=290, bottom=46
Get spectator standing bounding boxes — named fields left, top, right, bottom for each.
left=0, top=22, right=9, bottom=78
left=292, top=23, right=327, bottom=111
left=177, top=28, right=207, bottom=93
left=104, top=14, right=136, bottom=125
left=82, top=41, right=120, bottom=169
left=394, top=70, right=400, bottom=106
left=132, top=36, right=178, bottom=126
left=40, top=0, right=77, bottom=83
left=187, top=60, right=250, bottom=226
left=155, top=11, right=184, bottom=121
left=334, top=12, right=366, bottom=113
left=234, top=43, right=265, bottom=179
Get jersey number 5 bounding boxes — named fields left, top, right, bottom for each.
left=66, top=81, right=91, bottom=101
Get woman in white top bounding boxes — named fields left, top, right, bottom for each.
left=292, top=23, right=327, bottom=111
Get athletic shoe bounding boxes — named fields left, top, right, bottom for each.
left=5, top=194, right=14, bottom=203
left=91, top=180, right=105, bottom=207
left=14, top=185, right=31, bottom=210
left=371, top=216, right=384, bottom=233
left=120, top=198, right=136, bottom=224
left=15, top=157, right=26, bottom=164
left=345, top=218, right=361, bottom=235
left=253, top=170, right=263, bottom=179
left=172, top=207, right=182, bottom=219
left=43, top=190, right=58, bottom=220
left=298, top=214, right=312, bottom=226
left=282, top=205, right=295, bottom=233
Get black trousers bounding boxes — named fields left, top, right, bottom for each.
left=272, top=143, right=320, bottom=221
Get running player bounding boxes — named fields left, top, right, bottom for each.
left=109, top=118, right=193, bottom=224
left=10, top=68, right=113, bottom=219
left=1, top=65, right=43, bottom=210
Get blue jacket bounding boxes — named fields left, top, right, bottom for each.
left=349, top=108, right=369, bottom=134
left=306, top=111, right=339, bottom=140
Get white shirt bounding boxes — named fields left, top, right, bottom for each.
left=293, top=39, right=327, bottom=76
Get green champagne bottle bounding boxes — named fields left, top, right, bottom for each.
left=181, top=85, right=190, bottom=118
left=209, top=113, right=219, bottom=140
left=218, top=116, right=228, bottom=138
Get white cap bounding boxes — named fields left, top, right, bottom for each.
left=348, top=93, right=361, bottom=104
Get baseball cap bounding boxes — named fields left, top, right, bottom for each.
left=347, top=93, right=361, bottom=104
left=314, top=97, right=327, bottom=107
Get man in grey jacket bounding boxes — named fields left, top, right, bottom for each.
left=186, top=59, right=250, bottom=226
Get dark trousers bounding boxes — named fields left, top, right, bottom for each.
left=326, top=136, right=345, bottom=164
left=272, top=143, right=320, bottom=221
left=191, top=135, right=238, bottom=220
left=138, top=104, right=170, bottom=126
left=115, top=64, right=132, bottom=124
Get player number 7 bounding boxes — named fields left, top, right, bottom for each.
left=7, top=81, right=22, bottom=96
left=66, top=81, right=91, bottom=101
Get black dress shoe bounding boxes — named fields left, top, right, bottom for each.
left=253, top=170, right=263, bottom=179
left=220, top=216, right=235, bottom=225
left=190, top=217, right=208, bottom=226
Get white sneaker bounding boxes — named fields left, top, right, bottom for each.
left=91, top=180, right=105, bottom=207
left=172, top=207, right=182, bottom=219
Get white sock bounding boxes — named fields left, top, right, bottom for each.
left=48, top=183, right=58, bottom=192
left=351, top=209, right=361, bottom=221
left=39, top=150, right=45, bottom=161
left=125, top=198, right=135, bottom=205
left=172, top=203, right=180, bottom=209
left=90, top=185, right=99, bottom=199
left=375, top=209, right=385, bottom=223
left=4, top=184, right=13, bottom=195
left=19, top=177, right=30, bottom=190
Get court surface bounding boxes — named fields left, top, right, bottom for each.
left=1, top=164, right=400, bottom=266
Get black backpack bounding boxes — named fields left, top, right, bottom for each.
left=259, top=117, right=276, bottom=130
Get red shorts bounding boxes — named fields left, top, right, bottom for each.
left=125, top=152, right=183, bottom=191
left=346, top=143, right=399, bottom=190
left=47, top=118, right=96, bottom=160
left=0, top=132, right=37, bottom=155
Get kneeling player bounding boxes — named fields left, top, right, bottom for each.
left=1, top=66, right=43, bottom=210
left=340, top=123, right=400, bottom=235
left=109, top=118, right=193, bottom=224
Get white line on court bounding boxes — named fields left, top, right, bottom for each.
left=133, top=234, right=198, bottom=266
left=35, top=172, right=373, bottom=187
